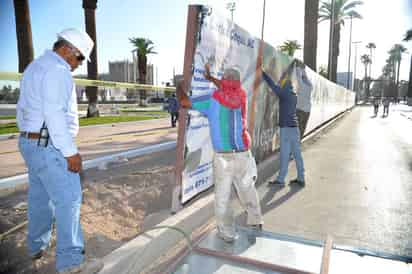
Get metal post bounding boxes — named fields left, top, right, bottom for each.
left=261, top=0, right=266, bottom=40
left=248, top=0, right=266, bottom=136
left=226, top=2, right=236, bottom=21
left=346, top=15, right=353, bottom=89
left=353, top=41, right=361, bottom=97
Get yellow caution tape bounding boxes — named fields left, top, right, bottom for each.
left=0, top=71, right=176, bottom=92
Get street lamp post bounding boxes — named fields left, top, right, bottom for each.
left=352, top=41, right=362, bottom=97
left=261, top=0, right=266, bottom=40
left=226, top=2, right=236, bottom=21
left=346, top=15, right=353, bottom=89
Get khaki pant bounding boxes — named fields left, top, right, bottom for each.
left=213, top=150, right=262, bottom=239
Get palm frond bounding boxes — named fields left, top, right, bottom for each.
left=403, top=29, right=412, bottom=41
left=129, top=37, right=157, bottom=56
left=342, top=1, right=363, bottom=12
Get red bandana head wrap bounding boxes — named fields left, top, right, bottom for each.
left=212, top=79, right=246, bottom=109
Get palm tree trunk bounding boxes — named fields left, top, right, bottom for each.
left=13, top=0, right=33, bottom=73
left=139, top=72, right=146, bottom=106
left=330, top=24, right=340, bottom=83
left=369, top=48, right=372, bottom=79
left=408, top=55, right=412, bottom=105
left=138, top=55, right=147, bottom=106
left=364, top=64, right=369, bottom=98
left=83, top=0, right=99, bottom=117
left=303, top=0, right=319, bottom=71
left=396, top=60, right=401, bottom=98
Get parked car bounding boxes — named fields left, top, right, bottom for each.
left=147, top=97, right=165, bottom=103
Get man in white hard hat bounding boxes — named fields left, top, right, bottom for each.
left=16, top=28, right=103, bottom=273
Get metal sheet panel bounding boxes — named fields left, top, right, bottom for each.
left=173, top=227, right=323, bottom=273
left=329, top=250, right=412, bottom=274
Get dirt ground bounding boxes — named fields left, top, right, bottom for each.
left=0, top=149, right=176, bottom=274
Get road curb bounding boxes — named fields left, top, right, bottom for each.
left=0, top=141, right=176, bottom=190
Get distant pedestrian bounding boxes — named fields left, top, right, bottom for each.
left=295, top=60, right=313, bottom=139
left=16, top=28, right=103, bottom=274
left=167, top=93, right=179, bottom=127
left=373, top=97, right=380, bottom=116
left=177, top=64, right=263, bottom=243
left=261, top=60, right=305, bottom=187
left=383, top=97, right=390, bottom=116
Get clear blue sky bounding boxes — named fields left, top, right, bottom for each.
left=1, top=0, right=411, bottom=87
left=0, top=0, right=192, bottom=84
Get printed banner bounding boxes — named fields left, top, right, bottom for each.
left=180, top=6, right=355, bottom=203
left=181, top=8, right=259, bottom=203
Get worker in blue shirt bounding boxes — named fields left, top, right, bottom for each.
left=17, top=28, right=103, bottom=274
left=261, top=60, right=305, bottom=187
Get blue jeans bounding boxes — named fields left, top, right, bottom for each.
left=277, top=127, right=305, bottom=183
left=18, top=137, right=84, bottom=272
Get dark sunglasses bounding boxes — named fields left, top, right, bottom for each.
left=74, top=52, right=85, bottom=62
left=67, top=45, right=85, bottom=61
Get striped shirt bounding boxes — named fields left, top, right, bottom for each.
left=191, top=93, right=250, bottom=152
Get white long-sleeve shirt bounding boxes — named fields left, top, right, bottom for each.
left=296, top=67, right=313, bottom=113
left=17, top=50, right=79, bottom=157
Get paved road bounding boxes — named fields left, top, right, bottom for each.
left=0, top=118, right=177, bottom=178
left=257, top=105, right=412, bottom=257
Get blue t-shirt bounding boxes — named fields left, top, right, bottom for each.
left=167, top=97, right=179, bottom=113
left=262, top=71, right=298, bottom=128
left=191, top=93, right=249, bottom=152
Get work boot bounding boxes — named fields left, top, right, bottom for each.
left=217, top=231, right=238, bottom=243
left=58, top=258, right=104, bottom=274
left=31, top=241, right=52, bottom=261
left=269, top=180, right=285, bottom=187
left=31, top=249, right=45, bottom=261
left=247, top=224, right=263, bottom=244
left=290, top=178, right=305, bottom=187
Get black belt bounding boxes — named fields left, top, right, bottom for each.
left=216, top=149, right=248, bottom=154
left=20, top=132, right=41, bottom=139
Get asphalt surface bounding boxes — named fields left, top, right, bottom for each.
left=255, top=105, right=412, bottom=257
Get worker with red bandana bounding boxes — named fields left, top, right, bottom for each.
left=177, top=64, right=263, bottom=243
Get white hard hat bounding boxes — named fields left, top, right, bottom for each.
left=57, top=28, right=94, bottom=62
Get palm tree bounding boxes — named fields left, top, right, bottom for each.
left=83, top=0, right=99, bottom=117
left=389, top=44, right=408, bottom=96
left=404, top=29, right=412, bottom=105
left=383, top=57, right=396, bottom=81
left=319, top=0, right=363, bottom=82
left=279, top=40, right=302, bottom=57
left=382, top=64, right=392, bottom=79
left=304, top=0, right=320, bottom=71
left=129, top=38, right=157, bottom=106
left=13, top=0, right=34, bottom=72
left=360, top=54, right=371, bottom=97
left=365, top=42, right=376, bottom=79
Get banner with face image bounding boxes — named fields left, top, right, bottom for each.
left=181, top=6, right=355, bottom=203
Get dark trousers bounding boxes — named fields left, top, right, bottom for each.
left=171, top=112, right=179, bottom=127
left=296, top=109, right=310, bottom=139
left=383, top=105, right=389, bottom=115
